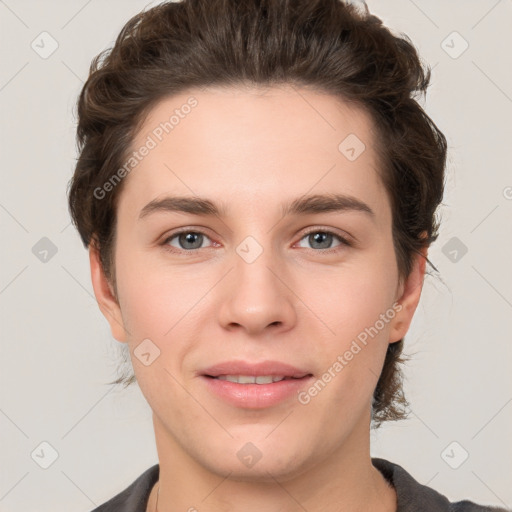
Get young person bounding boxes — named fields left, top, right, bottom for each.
left=67, top=0, right=509, bottom=510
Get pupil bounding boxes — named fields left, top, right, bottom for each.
left=311, top=232, right=331, bottom=249
left=181, top=232, right=202, bottom=249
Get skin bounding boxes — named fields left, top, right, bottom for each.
left=89, top=84, right=427, bottom=512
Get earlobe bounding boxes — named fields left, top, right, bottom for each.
left=88, top=243, right=127, bottom=343
left=388, top=246, right=428, bottom=344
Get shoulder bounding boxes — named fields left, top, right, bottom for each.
left=89, top=464, right=159, bottom=512
left=372, top=458, right=510, bottom=512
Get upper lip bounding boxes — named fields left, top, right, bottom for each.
left=201, top=360, right=311, bottom=378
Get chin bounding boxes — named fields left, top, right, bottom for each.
left=197, top=442, right=313, bottom=483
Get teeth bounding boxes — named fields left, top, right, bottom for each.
left=256, top=375, right=274, bottom=384
left=215, top=375, right=286, bottom=384
left=238, top=375, right=256, bottom=384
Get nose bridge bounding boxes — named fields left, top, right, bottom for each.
left=236, top=234, right=278, bottom=295
left=217, top=232, right=296, bottom=334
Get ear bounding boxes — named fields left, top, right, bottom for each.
left=388, top=245, right=428, bottom=344
left=89, top=242, right=127, bottom=343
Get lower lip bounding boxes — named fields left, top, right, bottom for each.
left=201, top=375, right=313, bottom=409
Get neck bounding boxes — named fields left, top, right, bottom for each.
left=150, top=412, right=396, bottom=512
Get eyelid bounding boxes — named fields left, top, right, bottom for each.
left=161, top=227, right=216, bottom=250
left=295, top=227, right=353, bottom=250
left=160, top=226, right=353, bottom=253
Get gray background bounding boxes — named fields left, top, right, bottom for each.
left=1, top=0, right=511, bottom=510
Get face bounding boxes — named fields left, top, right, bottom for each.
left=90, top=84, right=425, bottom=481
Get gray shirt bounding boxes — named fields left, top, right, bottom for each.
left=90, top=458, right=510, bottom=511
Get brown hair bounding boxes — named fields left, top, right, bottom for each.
left=67, top=0, right=447, bottom=428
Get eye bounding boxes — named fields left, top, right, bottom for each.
left=161, top=228, right=352, bottom=254
left=295, top=229, right=351, bottom=252
left=163, top=230, right=214, bottom=251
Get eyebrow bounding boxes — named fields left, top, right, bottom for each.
left=138, top=193, right=375, bottom=221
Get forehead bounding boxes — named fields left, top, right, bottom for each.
left=121, top=84, right=389, bottom=225
left=134, top=84, right=377, bottom=159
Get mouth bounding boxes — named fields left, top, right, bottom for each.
left=201, top=360, right=312, bottom=379
left=199, top=360, right=314, bottom=408
left=205, top=374, right=311, bottom=384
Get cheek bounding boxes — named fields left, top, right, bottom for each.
left=303, top=253, right=398, bottom=394
left=115, top=248, right=194, bottom=335
left=114, top=250, right=216, bottom=381
left=317, top=257, right=398, bottom=339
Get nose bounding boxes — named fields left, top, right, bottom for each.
left=217, top=244, right=297, bottom=337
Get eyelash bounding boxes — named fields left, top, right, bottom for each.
left=160, top=227, right=353, bottom=255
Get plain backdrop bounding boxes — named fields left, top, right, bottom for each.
left=0, top=0, right=511, bottom=510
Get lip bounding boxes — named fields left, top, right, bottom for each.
left=199, top=360, right=314, bottom=409
left=201, top=360, right=311, bottom=378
